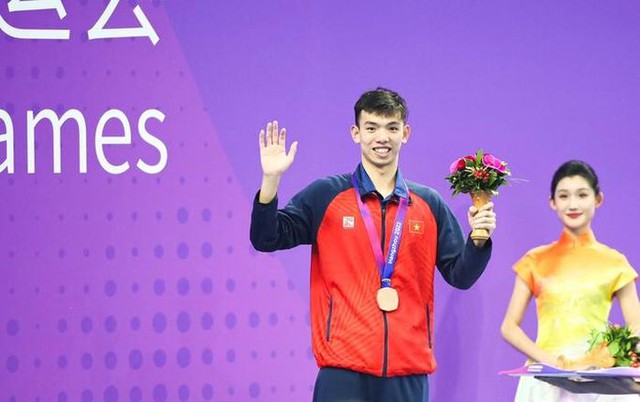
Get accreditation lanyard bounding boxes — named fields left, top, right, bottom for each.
left=351, top=174, right=408, bottom=288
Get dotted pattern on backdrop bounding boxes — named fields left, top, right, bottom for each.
left=0, top=1, right=315, bottom=401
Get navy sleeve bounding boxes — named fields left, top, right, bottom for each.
left=249, top=175, right=348, bottom=252
left=433, top=193, right=492, bottom=289
left=409, top=184, right=493, bottom=290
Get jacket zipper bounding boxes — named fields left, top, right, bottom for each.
left=426, top=304, right=432, bottom=349
left=326, top=295, right=333, bottom=341
left=380, top=201, right=389, bottom=377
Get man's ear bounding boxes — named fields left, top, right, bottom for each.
left=350, top=125, right=360, bottom=144
left=402, top=125, right=411, bottom=143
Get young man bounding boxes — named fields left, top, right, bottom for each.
left=250, top=88, right=496, bottom=402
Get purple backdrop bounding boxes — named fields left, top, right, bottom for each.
left=1, top=1, right=639, bottom=401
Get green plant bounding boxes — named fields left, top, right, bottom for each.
left=588, top=323, right=640, bottom=367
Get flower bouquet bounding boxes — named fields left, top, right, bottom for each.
left=556, top=323, right=640, bottom=370
left=585, top=323, right=640, bottom=368
left=445, top=150, right=510, bottom=240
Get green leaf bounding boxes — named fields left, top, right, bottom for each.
left=608, top=340, right=620, bottom=356
left=617, top=358, right=632, bottom=367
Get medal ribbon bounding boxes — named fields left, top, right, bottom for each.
left=351, top=174, right=408, bottom=288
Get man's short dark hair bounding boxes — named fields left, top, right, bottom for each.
left=354, top=87, right=408, bottom=126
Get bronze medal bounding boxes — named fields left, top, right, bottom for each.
left=376, top=287, right=399, bottom=312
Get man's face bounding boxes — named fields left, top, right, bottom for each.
left=350, top=111, right=410, bottom=171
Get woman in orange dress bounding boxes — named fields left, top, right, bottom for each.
left=501, top=160, right=640, bottom=401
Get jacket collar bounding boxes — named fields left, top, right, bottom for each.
left=352, top=163, right=409, bottom=200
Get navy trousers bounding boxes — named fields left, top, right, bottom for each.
left=312, top=367, right=429, bottom=402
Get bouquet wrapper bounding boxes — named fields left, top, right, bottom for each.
left=560, top=342, right=616, bottom=371
left=470, top=190, right=491, bottom=241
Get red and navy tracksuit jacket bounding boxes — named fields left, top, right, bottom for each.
left=250, top=163, right=492, bottom=377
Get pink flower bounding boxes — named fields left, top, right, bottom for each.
left=449, top=158, right=466, bottom=174
left=482, top=153, right=507, bottom=173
